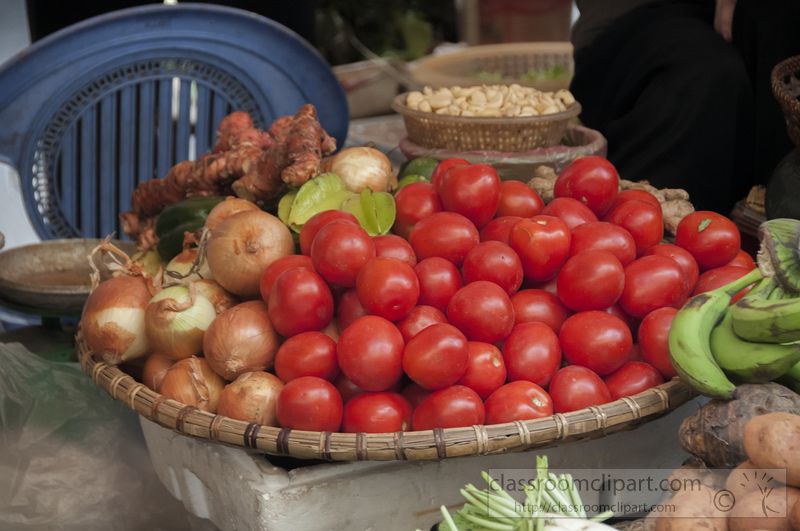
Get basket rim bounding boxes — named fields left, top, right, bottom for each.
left=412, top=41, right=575, bottom=70
left=77, top=329, right=695, bottom=462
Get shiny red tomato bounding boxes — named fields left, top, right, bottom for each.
left=559, top=311, right=632, bottom=376
left=608, top=189, right=661, bottom=211
left=638, top=307, right=678, bottom=378
left=411, top=385, right=485, bottom=430
left=337, top=289, right=370, bottom=330
left=447, top=281, right=515, bottom=343
left=541, top=197, right=599, bottom=230
left=675, top=211, right=741, bottom=270
left=373, top=234, right=417, bottom=267
left=620, top=256, right=688, bottom=318
left=503, top=321, right=561, bottom=387
left=311, top=220, right=375, bottom=287
left=414, top=257, right=463, bottom=311
left=511, top=289, right=571, bottom=333
left=275, top=331, right=338, bottom=382
left=457, top=342, right=507, bottom=399
left=557, top=251, right=624, bottom=311
left=485, top=381, right=553, bottom=424
left=604, top=361, right=664, bottom=400
left=337, top=316, right=405, bottom=391
left=393, top=182, right=443, bottom=239
left=299, top=210, right=359, bottom=255
left=431, top=157, right=470, bottom=191
left=726, top=250, right=756, bottom=270
left=605, top=304, right=637, bottom=332
left=509, top=215, right=571, bottom=282
left=396, top=305, right=448, bottom=342
left=549, top=366, right=612, bottom=413
left=554, top=156, right=620, bottom=216
left=462, top=241, right=524, bottom=295
left=643, top=243, right=700, bottom=294
left=497, top=180, right=544, bottom=218
left=604, top=200, right=663, bottom=255
left=409, top=212, right=479, bottom=266
left=401, top=382, right=430, bottom=409
left=403, top=323, right=468, bottom=390
left=268, top=268, right=334, bottom=337
left=335, top=374, right=366, bottom=403
left=276, top=376, right=343, bottom=431
left=569, top=221, right=637, bottom=266
left=342, top=392, right=412, bottom=433
left=356, top=257, right=420, bottom=321
left=438, top=163, right=501, bottom=228
left=259, top=255, right=314, bottom=302
left=480, top=216, right=523, bottom=245
left=692, top=265, right=753, bottom=303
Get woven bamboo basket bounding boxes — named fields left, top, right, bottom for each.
left=772, top=54, right=800, bottom=147
left=78, top=329, right=693, bottom=461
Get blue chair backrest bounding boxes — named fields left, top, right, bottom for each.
left=0, top=3, right=348, bottom=240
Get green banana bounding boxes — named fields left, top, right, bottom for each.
left=669, top=268, right=763, bottom=399
left=757, top=218, right=800, bottom=293
left=730, top=288, right=800, bottom=344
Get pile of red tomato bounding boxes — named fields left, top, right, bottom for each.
left=262, top=155, right=755, bottom=434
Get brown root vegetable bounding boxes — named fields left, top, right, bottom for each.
left=744, top=413, right=800, bottom=487
left=667, top=457, right=726, bottom=492
left=654, top=486, right=727, bottom=531
left=724, top=461, right=785, bottom=506
left=790, top=498, right=800, bottom=530
left=678, top=383, right=800, bottom=467
left=217, top=371, right=284, bottom=426
left=728, top=487, right=800, bottom=531
left=142, top=353, right=174, bottom=392
left=159, top=357, right=225, bottom=413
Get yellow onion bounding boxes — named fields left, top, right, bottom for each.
left=142, top=353, right=174, bottom=392
left=206, top=210, right=294, bottom=298
left=165, top=247, right=213, bottom=284
left=159, top=357, right=225, bottom=413
left=324, top=146, right=395, bottom=192
left=203, top=301, right=279, bottom=381
left=205, top=197, right=259, bottom=232
left=145, top=285, right=217, bottom=360
left=82, top=275, right=152, bottom=364
left=217, top=371, right=284, bottom=425
left=193, top=279, right=238, bottom=315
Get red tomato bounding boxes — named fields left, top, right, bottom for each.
left=569, top=221, right=637, bottom=266
left=503, top=321, right=562, bottom=387
left=605, top=303, right=637, bottom=332
left=438, top=163, right=501, bottom=228
left=557, top=251, right=624, bottom=311
left=299, top=210, right=359, bottom=255
left=356, top=257, right=420, bottom=321
left=342, top=392, right=412, bottom=433
left=609, top=189, right=661, bottom=211
left=554, top=156, right=620, bottom=217
left=259, top=255, right=314, bottom=302
left=411, top=385, right=485, bottom=430
left=393, top=182, right=443, bottom=239
left=337, top=316, right=405, bottom=391
left=447, top=281, right=515, bottom=343
left=335, top=374, right=366, bottom=403
left=402, top=323, right=469, bottom=390
left=509, top=215, right=571, bottom=282
left=497, top=180, right=544, bottom=218
left=638, top=307, right=678, bottom=378
left=431, top=157, right=470, bottom=191
left=675, top=211, right=741, bottom=270
left=620, top=256, right=688, bottom=318
left=276, top=376, right=343, bottom=431
left=337, top=289, right=370, bottom=330
left=401, top=382, right=430, bottom=409
left=604, top=200, right=663, bottom=255
left=511, top=289, right=571, bottom=333
left=604, top=361, right=664, bottom=400
left=373, top=234, right=417, bottom=267
left=485, top=381, right=553, bottom=424
left=457, top=342, right=507, bottom=399
left=643, top=243, right=700, bottom=294
left=311, top=220, right=375, bottom=287
left=268, top=268, right=334, bottom=337
left=480, top=216, right=523, bottom=245
left=541, top=197, right=599, bottom=230
left=409, top=212, right=479, bottom=266
left=559, top=311, right=632, bottom=376
left=692, top=265, right=753, bottom=303
left=414, top=257, right=463, bottom=311
left=726, top=250, right=756, bottom=270
left=548, top=366, right=612, bottom=413
left=529, top=276, right=559, bottom=294
left=462, top=241, right=524, bottom=295
left=275, top=331, right=338, bottom=382
left=396, top=305, right=448, bottom=342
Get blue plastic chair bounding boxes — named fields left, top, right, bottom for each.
left=0, top=3, right=348, bottom=241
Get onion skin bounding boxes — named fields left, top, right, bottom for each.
left=82, top=275, right=152, bottom=365
left=145, top=285, right=217, bottom=360
left=160, top=357, right=225, bottom=413
left=142, top=353, right=174, bottom=392
left=165, top=247, right=213, bottom=283
left=326, top=147, right=395, bottom=193
left=217, top=371, right=284, bottom=426
left=194, top=279, right=238, bottom=315
left=205, top=197, right=259, bottom=233
left=207, top=210, right=294, bottom=298
left=203, top=301, right=279, bottom=381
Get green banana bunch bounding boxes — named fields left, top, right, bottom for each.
left=669, top=268, right=763, bottom=399
left=730, top=286, right=800, bottom=344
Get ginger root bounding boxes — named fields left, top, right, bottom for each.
left=528, top=165, right=558, bottom=203
left=620, top=179, right=694, bottom=235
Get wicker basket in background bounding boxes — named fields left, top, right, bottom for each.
left=772, top=54, right=800, bottom=147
